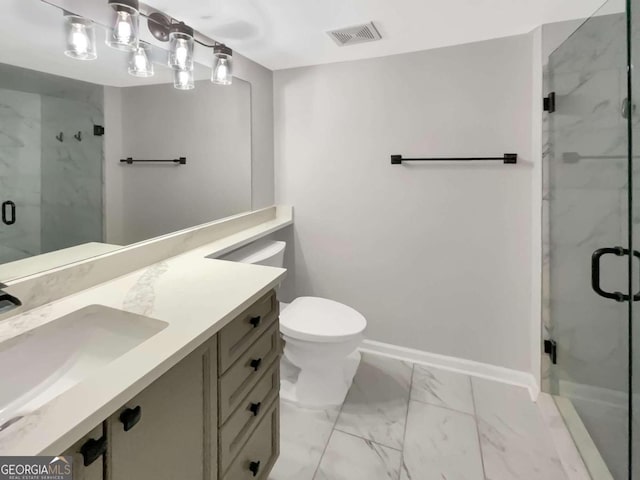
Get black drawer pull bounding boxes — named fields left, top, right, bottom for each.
left=250, top=358, right=262, bottom=372
left=80, top=436, right=107, bottom=466
left=249, top=402, right=262, bottom=416
left=249, top=460, right=261, bottom=477
left=249, top=316, right=262, bottom=328
left=119, top=406, right=142, bottom=432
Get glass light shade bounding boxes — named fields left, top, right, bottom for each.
left=106, top=2, right=139, bottom=51
left=173, top=69, right=194, bottom=90
left=168, top=30, right=194, bottom=71
left=64, top=15, right=97, bottom=61
left=211, top=54, right=233, bottom=85
left=128, top=43, right=154, bottom=77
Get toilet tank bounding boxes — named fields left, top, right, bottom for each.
left=220, top=240, right=286, bottom=268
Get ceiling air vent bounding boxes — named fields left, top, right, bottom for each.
left=327, top=22, right=382, bottom=47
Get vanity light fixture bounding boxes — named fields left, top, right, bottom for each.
left=106, top=0, right=140, bottom=51
left=128, top=41, right=154, bottom=77
left=59, top=5, right=233, bottom=90
left=173, top=68, right=194, bottom=90
left=211, top=44, right=233, bottom=85
left=168, top=22, right=195, bottom=71
left=64, top=13, right=97, bottom=60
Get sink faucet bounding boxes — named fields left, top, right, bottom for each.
left=0, top=285, right=22, bottom=313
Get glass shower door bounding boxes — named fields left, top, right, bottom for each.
left=0, top=87, right=43, bottom=264
left=545, top=1, right=632, bottom=478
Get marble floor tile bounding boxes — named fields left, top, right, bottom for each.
left=315, top=430, right=402, bottom=480
left=334, top=353, right=412, bottom=450
left=472, top=378, right=568, bottom=480
left=268, top=400, right=340, bottom=480
left=400, top=400, right=484, bottom=480
left=411, top=364, right=474, bottom=414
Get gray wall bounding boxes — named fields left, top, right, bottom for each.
left=105, top=53, right=275, bottom=246
left=106, top=80, right=251, bottom=245
left=235, top=55, right=276, bottom=210
left=274, top=34, right=535, bottom=372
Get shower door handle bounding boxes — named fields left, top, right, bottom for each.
left=591, top=247, right=627, bottom=302
left=1, top=201, right=15, bottom=226
left=634, top=250, right=640, bottom=302
left=591, top=247, right=640, bottom=302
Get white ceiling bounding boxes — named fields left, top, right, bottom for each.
left=1, top=0, right=614, bottom=85
left=145, top=0, right=608, bottom=70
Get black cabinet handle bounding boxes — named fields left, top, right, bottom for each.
left=249, top=316, right=262, bottom=328
left=80, top=436, right=107, bottom=466
left=2, top=201, right=15, bottom=226
left=249, top=402, right=262, bottom=416
left=250, top=358, right=262, bottom=372
left=119, top=406, right=142, bottom=432
left=249, top=461, right=261, bottom=477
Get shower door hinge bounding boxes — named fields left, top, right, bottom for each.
left=543, top=92, right=556, bottom=113
left=93, top=125, right=105, bottom=136
left=544, top=339, right=558, bottom=364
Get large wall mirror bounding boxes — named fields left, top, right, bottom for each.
left=0, top=0, right=252, bottom=282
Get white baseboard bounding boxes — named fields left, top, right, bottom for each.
left=359, top=339, right=540, bottom=401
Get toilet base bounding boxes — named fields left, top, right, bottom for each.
left=280, top=350, right=361, bottom=408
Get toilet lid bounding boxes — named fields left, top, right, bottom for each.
left=280, top=297, right=367, bottom=343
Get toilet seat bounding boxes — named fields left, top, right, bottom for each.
left=280, top=297, right=366, bottom=343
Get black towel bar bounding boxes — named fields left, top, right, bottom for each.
left=120, top=157, right=187, bottom=165
left=391, top=153, right=517, bottom=165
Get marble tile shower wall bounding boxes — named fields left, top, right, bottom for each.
left=542, top=12, right=629, bottom=396
left=0, top=88, right=42, bottom=263
left=40, top=95, right=104, bottom=253
left=0, top=69, right=104, bottom=264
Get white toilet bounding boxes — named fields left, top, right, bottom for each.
left=220, top=240, right=367, bottom=408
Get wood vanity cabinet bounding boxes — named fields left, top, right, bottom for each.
left=62, top=425, right=105, bottom=480
left=62, top=290, right=281, bottom=480
left=108, top=342, right=211, bottom=480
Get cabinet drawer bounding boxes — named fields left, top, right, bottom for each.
left=219, top=321, right=281, bottom=422
left=222, top=399, right=279, bottom=480
left=220, top=359, right=280, bottom=472
left=218, top=291, right=278, bottom=374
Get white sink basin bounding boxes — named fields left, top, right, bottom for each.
left=0, top=305, right=168, bottom=429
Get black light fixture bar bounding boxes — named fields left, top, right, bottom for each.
left=120, top=157, right=186, bottom=165
left=391, top=153, right=517, bottom=165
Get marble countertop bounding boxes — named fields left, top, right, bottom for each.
left=0, top=242, right=122, bottom=283
left=0, top=240, right=286, bottom=455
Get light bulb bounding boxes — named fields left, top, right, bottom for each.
left=213, top=58, right=230, bottom=84
left=114, top=11, right=133, bottom=43
left=211, top=44, right=233, bottom=85
left=64, top=14, right=97, bottom=61
left=174, top=39, right=189, bottom=70
left=173, top=69, right=194, bottom=90
left=168, top=23, right=194, bottom=71
left=106, top=0, right=139, bottom=51
left=128, top=43, right=154, bottom=77
left=71, top=25, right=89, bottom=55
